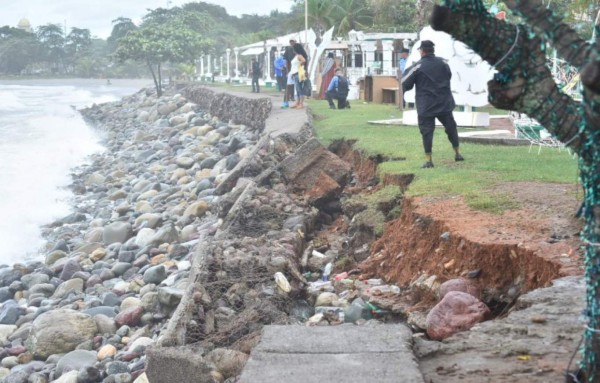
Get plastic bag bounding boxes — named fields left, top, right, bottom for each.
left=274, top=272, right=291, bottom=293
left=298, top=63, right=306, bottom=82
left=303, top=79, right=312, bottom=97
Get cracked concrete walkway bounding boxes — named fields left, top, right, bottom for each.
left=239, top=324, right=424, bottom=383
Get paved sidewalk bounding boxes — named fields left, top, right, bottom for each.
left=239, top=324, right=424, bottom=383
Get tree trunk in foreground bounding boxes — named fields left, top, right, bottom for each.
left=146, top=58, right=162, bottom=97
left=429, top=0, right=600, bottom=381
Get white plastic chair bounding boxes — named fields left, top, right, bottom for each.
left=509, top=112, right=568, bottom=155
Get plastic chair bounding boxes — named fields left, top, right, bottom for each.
left=510, top=112, right=568, bottom=155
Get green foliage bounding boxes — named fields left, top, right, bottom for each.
left=333, top=0, right=374, bottom=35
left=107, top=17, right=137, bottom=53
left=116, top=13, right=212, bottom=65
left=65, top=28, right=91, bottom=57
left=65, top=28, right=92, bottom=73
left=291, top=0, right=337, bottom=35
left=368, top=0, right=419, bottom=32
left=114, top=8, right=212, bottom=95
left=36, top=24, right=66, bottom=72
left=175, top=63, right=197, bottom=80
left=0, top=27, right=39, bottom=74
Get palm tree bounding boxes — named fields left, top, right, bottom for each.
left=291, top=0, right=336, bottom=37
left=333, top=0, right=374, bottom=35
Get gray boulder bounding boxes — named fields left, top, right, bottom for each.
left=103, top=222, right=133, bottom=245
left=158, top=287, right=183, bottom=307
left=0, top=301, right=21, bottom=325
left=20, top=273, right=50, bottom=289
left=26, top=309, right=97, bottom=359
left=143, top=266, right=167, bottom=285
left=56, top=350, right=97, bottom=377
left=52, top=278, right=84, bottom=299
left=0, top=324, right=16, bottom=343
left=59, top=259, right=81, bottom=281
left=150, top=224, right=179, bottom=245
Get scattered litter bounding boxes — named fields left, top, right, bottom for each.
left=274, top=272, right=291, bottom=293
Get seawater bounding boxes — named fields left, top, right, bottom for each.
left=0, top=79, right=150, bottom=265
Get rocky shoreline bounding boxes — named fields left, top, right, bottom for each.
left=0, top=86, right=294, bottom=383
left=0, top=84, right=585, bottom=383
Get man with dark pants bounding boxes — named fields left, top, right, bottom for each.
left=251, top=58, right=261, bottom=93
left=325, top=68, right=350, bottom=109
left=402, top=40, right=464, bottom=168
left=274, top=52, right=287, bottom=92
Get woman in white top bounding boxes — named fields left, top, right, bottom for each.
left=290, top=43, right=308, bottom=109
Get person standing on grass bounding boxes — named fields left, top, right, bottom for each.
left=402, top=40, right=464, bottom=169
left=319, top=52, right=336, bottom=99
left=250, top=58, right=261, bottom=93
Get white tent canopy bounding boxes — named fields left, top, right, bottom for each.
left=240, top=47, right=265, bottom=56
left=237, top=29, right=316, bottom=54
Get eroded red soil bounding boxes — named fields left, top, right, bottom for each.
left=360, top=181, right=583, bottom=297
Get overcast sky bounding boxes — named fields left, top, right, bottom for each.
left=0, top=1, right=295, bottom=38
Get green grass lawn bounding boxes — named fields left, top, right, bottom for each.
left=308, top=99, right=579, bottom=213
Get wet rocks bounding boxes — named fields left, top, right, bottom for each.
left=0, top=84, right=352, bottom=383
left=206, top=348, right=249, bottom=379
left=143, top=265, right=166, bottom=285
left=425, top=291, right=490, bottom=340
left=55, top=350, right=97, bottom=377
left=438, top=278, right=481, bottom=299
left=26, top=309, right=97, bottom=358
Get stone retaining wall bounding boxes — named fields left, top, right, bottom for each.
left=183, top=86, right=272, bottom=131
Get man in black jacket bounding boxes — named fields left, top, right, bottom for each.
left=402, top=40, right=464, bottom=168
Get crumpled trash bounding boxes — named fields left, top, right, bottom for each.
left=290, top=300, right=315, bottom=321
left=322, top=262, right=333, bottom=281
left=368, top=285, right=401, bottom=295
left=333, top=272, right=349, bottom=281
left=274, top=272, right=291, bottom=293
left=306, top=313, right=324, bottom=326
left=344, top=297, right=372, bottom=323
left=307, top=280, right=334, bottom=296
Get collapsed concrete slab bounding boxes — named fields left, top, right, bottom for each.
left=240, top=324, right=424, bottom=383
left=146, top=346, right=214, bottom=383
left=279, top=137, right=352, bottom=200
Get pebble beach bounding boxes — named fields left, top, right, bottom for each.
left=0, top=85, right=280, bottom=383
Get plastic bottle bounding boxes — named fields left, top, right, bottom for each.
left=334, top=272, right=349, bottom=281
left=370, top=285, right=401, bottom=294
left=343, top=297, right=372, bottom=323
left=366, top=278, right=384, bottom=286
left=322, top=262, right=333, bottom=281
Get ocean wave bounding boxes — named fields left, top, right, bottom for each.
left=0, top=83, right=119, bottom=262
left=0, top=90, right=26, bottom=111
